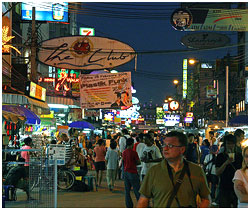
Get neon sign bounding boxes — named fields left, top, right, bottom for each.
left=38, top=70, right=79, bottom=92
left=2, top=26, right=21, bottom=54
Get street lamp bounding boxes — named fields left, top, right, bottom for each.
left=173, top=80, right=179, bottom=85
left=189, top=59, right=197, bottom=65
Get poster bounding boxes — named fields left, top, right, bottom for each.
left=80, top=72, right=132, bottom=109
left=57, top=125, right=69, bottom=136
left=48, top=144, right=66, bottom=165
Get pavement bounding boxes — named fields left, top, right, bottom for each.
left=4, top=171, right=138, bottom=208
left=4, top=170, right=219, bottom=208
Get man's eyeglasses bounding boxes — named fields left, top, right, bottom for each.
left=162, top=144, right=183, bottom=149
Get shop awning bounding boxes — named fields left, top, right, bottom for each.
left=69, top=121, right=95, bottom=129
left=46, top=96, right=80, bottom=107
left=2, top=110, right=26, bottom=123
left=2, top=105, right=41, bottom=124
left=228, top=115, right=248, bottom=126
left=2, top=93, right=49, bottom=109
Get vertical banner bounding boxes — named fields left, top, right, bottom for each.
left=80, top=72, right=132, bottom=109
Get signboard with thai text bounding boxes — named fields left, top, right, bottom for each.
left=38, top=36, right=135, bottom=70
left=80, top=72, right=132, bottom=109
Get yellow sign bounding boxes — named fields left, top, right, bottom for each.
left=2, top=26, right=21, bottom=54
left=40, top=111, right=54, bottom=118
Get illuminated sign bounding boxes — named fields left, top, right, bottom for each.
left=21, top=2, right=68, bottom=22
left=2, top=26, right=21, bottom=54
left=201, top=63, right=213, bottom=68
left=184, top=117, right=193, bottom=123
left=25, top=81, right=46, bottom=102
left=156, top=119, right=165, bottom=124
left=38, top=69, right=79, bottom=92
left=169, top=100, right=179, bottom=111
left=40, top=111, right=54, bottom=118
left=104, top=112, right=114, bottom=121
left=163, top=103, right=169, bottom=112
left=165, top=115, right=180, bottom=127
left=183, top=59, right=187, bottom=99
left=79, top=27, right=95, bottom=36
left=186, top=112, right=193, bottom=118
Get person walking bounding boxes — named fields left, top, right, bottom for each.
left=122, top=137, right=141, bottom=208
left=233, top=146, right=248, bottom=208
left=93, top=139, right=106, bottom=187
left=105, top=141, right=119, bottom=191
left=140, top=133, right=162, bottom=181
left=215, top=134, right=243, bottom=208
left=137, top=131, right=211, bottom=208
left=186, top=133, right=200, bottom=164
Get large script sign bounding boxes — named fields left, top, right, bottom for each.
left=80, top=72, right=132, bottom=109
left=38, top=36, right=135, bottom=70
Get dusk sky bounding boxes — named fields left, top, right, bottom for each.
left=77, top=2, right=239, bottom=105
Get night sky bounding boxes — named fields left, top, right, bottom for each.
left=77, top=2, right=238, bottom=105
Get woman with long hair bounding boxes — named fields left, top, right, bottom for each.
left=233, top=146, right=248, bottom=208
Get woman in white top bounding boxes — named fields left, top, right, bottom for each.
left=233, top=146, right=248, bottom=208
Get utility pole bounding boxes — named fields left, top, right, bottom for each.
left=225, top=53, right=230, bottom=127
left=31, top=7, right=37, bottom=83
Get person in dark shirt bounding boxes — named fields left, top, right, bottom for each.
left=215, top=134, right=243, bottom=208
left=4, top=165, right=30, bottom=200
left=186, top=133, right=200, bottom=164
left=122, top=137, right=141, bottom=208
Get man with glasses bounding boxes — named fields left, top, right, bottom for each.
left=137, top=131, right=211, bottom=208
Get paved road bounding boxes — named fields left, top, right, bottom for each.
left=4, top=171, right=138, bottom=208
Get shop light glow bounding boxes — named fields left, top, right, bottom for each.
left=48, top=104, right=68, bottom=109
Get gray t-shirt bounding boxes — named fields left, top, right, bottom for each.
left=105, top=149, right=119, bottom=170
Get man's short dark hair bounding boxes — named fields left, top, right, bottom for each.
left=122, top=129, right=129, bottom=135
left=166, top=131, right=188, bottom=147
left=126, top=138, right=134, bottom=147
left=188, top=133, right=195, bottom=138
left=24, top=137, right=32, bottom=145
left=110, top=141, right=117, bottom=149
left=224, top=134, right=236, bottom=144
left=97, top=139, right=104, bottom=145
left=209, top=131, right=214, bottom=136
left=234, top=129, right=244, bottom=137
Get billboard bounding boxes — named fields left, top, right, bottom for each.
left=25, top=81, right=46, bottom=102
left=79, top=27, right=95, bottom=36
left=80, top=72, right=132, bottom=109
left=21, top=2, right=69, bottom=22
left=186, top=9, right=247, bottom=31
left=38, top=36, right=135, bottom=70
left=181, top=32, right=230, bottom=49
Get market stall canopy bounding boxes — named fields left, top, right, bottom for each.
left=228, top=115, right=248, bottom=126
left=68, top=121, right=95, bottom=130
left=2, top=105, right=41, bottom=124
left=2, top=110, right=26, bottom=123
left=2, top=93, right=50, bottom=115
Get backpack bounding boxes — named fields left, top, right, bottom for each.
left=186, top=143, right=198, bottom=163
left=71, top=180, right=90, bottom=192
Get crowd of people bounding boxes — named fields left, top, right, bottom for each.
left=3, top=128, right=248, bottom=208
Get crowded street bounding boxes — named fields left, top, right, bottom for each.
left=2, top=1, right=248, bottom=208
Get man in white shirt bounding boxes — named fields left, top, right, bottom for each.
left=119, top=129, right=131, bottom=179
left=119, top=129, right=131, bottom=153
left=141, top=133, right=162, bottom=180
